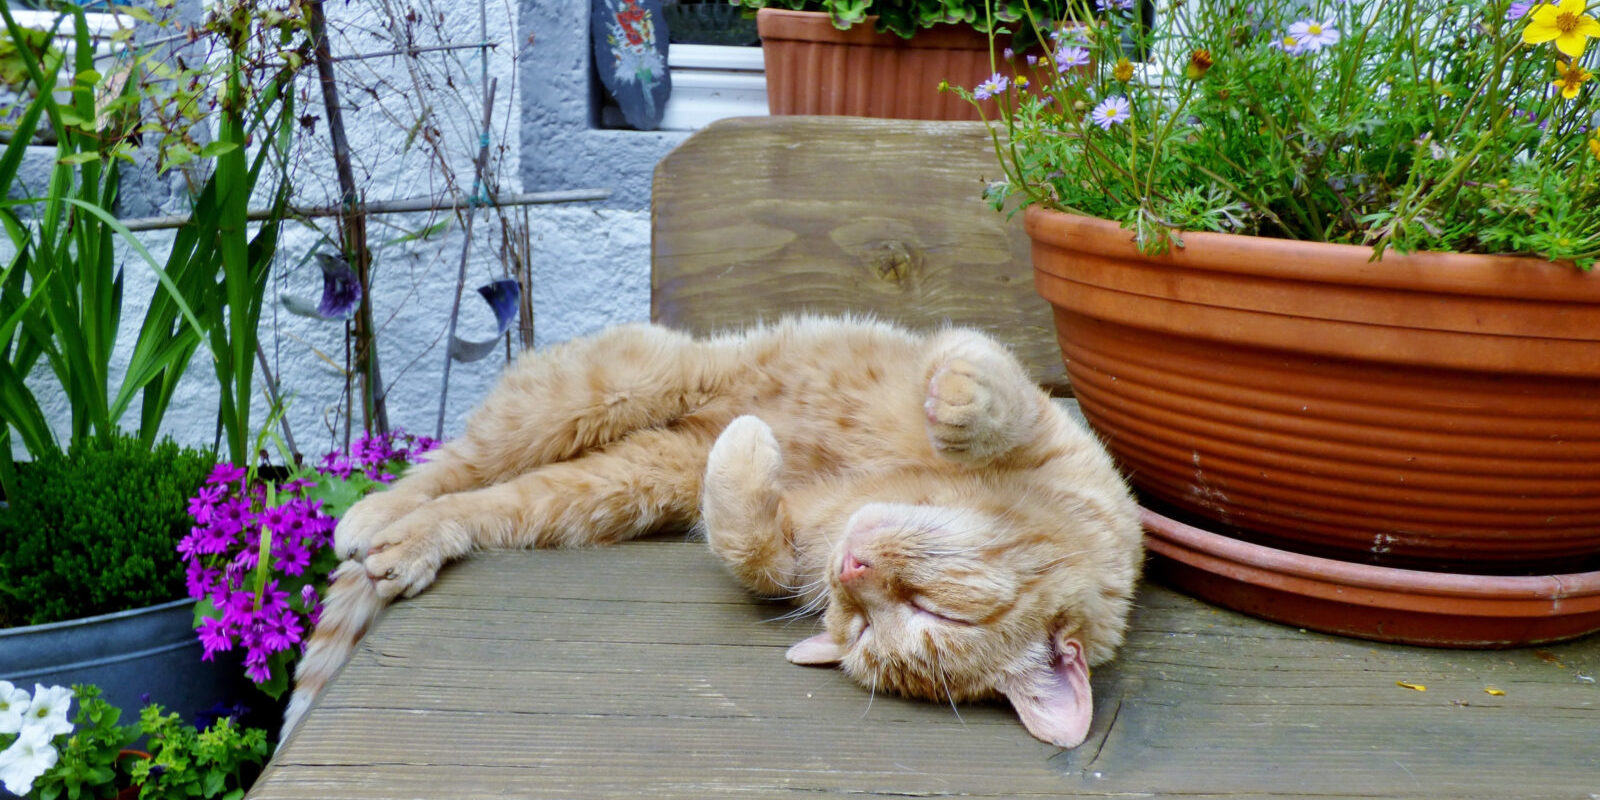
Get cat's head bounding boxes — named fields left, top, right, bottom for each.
left=787, top=501, right=1139, bottom=748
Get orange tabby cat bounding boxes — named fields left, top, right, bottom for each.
left=284, top=317, right=1143, bottom=748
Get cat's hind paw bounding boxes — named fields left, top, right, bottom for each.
left=925, top=342, right=1032, bottom=463
left=705, top=415, right=783, bottom=508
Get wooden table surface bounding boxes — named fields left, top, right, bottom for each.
left=252, top=539, right=1600, bottom=800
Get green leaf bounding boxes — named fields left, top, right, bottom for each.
left=114, top=5, right=157, bottom=23
left=57, top=151, right=101, bottom=165
left=198, top=140, right=240, bottom=158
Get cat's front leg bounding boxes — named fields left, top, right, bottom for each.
left=359, top=428, right=711, bottom=599
left=702, top=416, right=799, bottom=599
left=921, top=330, right=1045, bottom=465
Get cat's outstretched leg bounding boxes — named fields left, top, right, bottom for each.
left=359, top=425, right=717, bottom=599
left=338, top=323, right=707, bottom=561
left=919, top=329, right=1046, bottom=465
left=702, top=416, right=800, bottom=599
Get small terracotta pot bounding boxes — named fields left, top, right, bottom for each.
left=115, top=750, right=151, bottom=800
left=756, top=8, right=1044, bottom=121
left=1027, top=207, right=1600, bottom=573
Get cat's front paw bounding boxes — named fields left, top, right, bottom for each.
left=335, top=489, right=431, bottom=561
left=925, top=347, right=1029, bottom=463
left=358, top=506, right=459, bottom=600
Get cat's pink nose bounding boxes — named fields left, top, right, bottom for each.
left=840, top=551, right=871, bottom=583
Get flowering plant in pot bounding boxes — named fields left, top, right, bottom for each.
left=961, top=0, right=1600, bottom=646
left=729, top=0, right=1104, bottom=118
left=182, top=431, right=440, bottom=700
left=0, top=682, right=269, bottom=800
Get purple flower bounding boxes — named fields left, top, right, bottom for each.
left=243, top=649, right=272, bottom=684
left=1095, top=0, right=1135, bottom=10
left=198, top=617, right=234, bottom=659
left=274, top=536, right=312, bottom=576
left=260, top=611, right=304, bottom=652
left=187, top=484, right=224, bottom=523
left=1506, top=0, right=1533, bottom=20
left=185, top=561, right=222, bottom=600
left=1056, top=46, right=1091, bottom=71
left=973, top=72, right=1010, bottom=100
left=205, top=463, right=246, bottom=486
left=257, top=503, right=291, bottom=532
left=1090, top=95, right=1132, bottom=129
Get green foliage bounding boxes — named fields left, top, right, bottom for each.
left=126, top=706, right=270, bottom=800
left=969, top=0, right=1600, bottom=267
left=0, top=2, right=307, bottom=486
left=2, top=685, right=270, bottom=800
left=26, top=686, right=140, bottom=800
left=0, top=432, right=215, bottom=627
left=729, top=0, right=1077, bottom=41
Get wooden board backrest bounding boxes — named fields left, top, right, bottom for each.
left=650, top=116, right=1070, bottom=395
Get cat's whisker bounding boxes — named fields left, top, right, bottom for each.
left=933, top=650, right=964, bottom=725
left=861, top=673, right=879, bottom=720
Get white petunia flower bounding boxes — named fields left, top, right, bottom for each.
left=22, top=685, right=73, bottom=739
left=0, top=726, right=59, bottom=796
left=0, top=682, right=28, bottom=734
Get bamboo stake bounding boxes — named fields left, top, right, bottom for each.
left=114, top=189, right=608, bottom=231
left=434, top=77, right=497, bottom=441
left=308, top=0, right=387, bottom=441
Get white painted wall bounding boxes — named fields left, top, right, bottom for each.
left=12, top=0, right=768, bottom=460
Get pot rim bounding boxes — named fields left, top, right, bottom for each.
left=1143, top=507, right=1600, bottom=603
left=1024, top=206, right=1600, bottom=304
left=0, top=597, right=192, bottom=637
left=755, top=7, right=999, bottom=50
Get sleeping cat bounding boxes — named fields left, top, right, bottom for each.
left=283, top=316, right=1144, bottom=749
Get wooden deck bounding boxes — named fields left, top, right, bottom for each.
left=254, top=539, right=1600, bottom=799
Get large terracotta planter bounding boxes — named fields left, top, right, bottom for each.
left=1027, top=207, right=1600, bottom=575
left=757, top=8, right=1016, bottom=120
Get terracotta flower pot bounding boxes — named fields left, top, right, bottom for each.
left=1026, top=207, right=1600, bottom=574
left=757, top=8, right=1030, bottom=120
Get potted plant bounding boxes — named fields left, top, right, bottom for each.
left=182, top=430, right=440, bottom=703
left=963, top=0, right=1600, bottom=645
left=732, top=0, right=1092, bottom=119
left=0, top=433, right=253, bottom=727
left=0, top=682, right=269, bottom=800
left=0, top=0, right=304, bottom=726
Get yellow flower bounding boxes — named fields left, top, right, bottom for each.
left=1523, top=0, right=1600, bottom=58
left=1554, top=59, right=1594, bottom=98
left=1186, top=49, right=1214, bottom=81
left=1590, top=136, right=1600, bottom=159
left=1112, top=57, right=1134, bottom=82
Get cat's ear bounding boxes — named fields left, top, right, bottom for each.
left=785, top=633, right=844, bottom=665
left=997, top=636, right=1093, bottom=748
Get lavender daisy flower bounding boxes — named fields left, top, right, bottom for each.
left=1056, top=46, right=1092, bottom=71
left=1090, top=95, right=1132, bottom=129
left=973, top=72, right=1010, bottom=100
left=1287, top=19, right=1340, bottom=52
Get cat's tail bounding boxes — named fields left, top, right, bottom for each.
left=279, top=560, right=387, bottom=750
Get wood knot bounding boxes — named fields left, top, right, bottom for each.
left=870, top=240, right=914, bottom=284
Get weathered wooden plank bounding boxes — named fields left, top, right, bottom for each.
left=650, top=116, right=1070, bottom=395
left=254, top=544, right=1600, bottom=800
